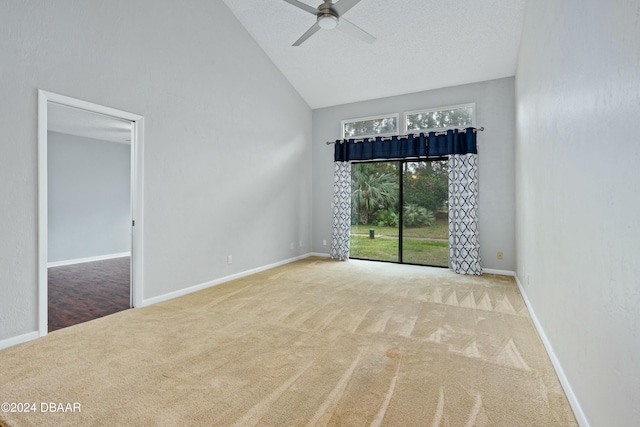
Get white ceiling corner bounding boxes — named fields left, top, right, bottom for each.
left=222, top=0, right=527, bottom=109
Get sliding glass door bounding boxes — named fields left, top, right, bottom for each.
left=350, top=162, right=400, bottom=262
left=401, top=160, right=449, bottom=266
left=350, top=160, right=449, bottom=267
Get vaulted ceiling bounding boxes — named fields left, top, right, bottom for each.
left=222, top=0, right=527, bottom=108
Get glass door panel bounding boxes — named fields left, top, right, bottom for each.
left=349, top=162, right=400, bottom=262
left=401, top=161, right=449, bottom=267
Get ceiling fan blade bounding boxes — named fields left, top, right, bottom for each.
left=337, top=18, right=375, bottom=44
left=332, top=0, right=363, bottom=16
left=293, top=22, right=321, bottom=46
left=283, top=0, right=318, bottom=15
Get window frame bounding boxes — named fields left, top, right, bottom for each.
left=341, top=113, right=400, bottom=139
left=402, top=102, right=476, bottom=134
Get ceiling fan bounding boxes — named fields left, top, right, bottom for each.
left=283, top=0, right=376, bottom=46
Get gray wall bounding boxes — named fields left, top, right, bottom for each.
left=48, top=131, right=131, bottom=263
left=312, top=78, right=516, bottom=271
left=0, top=0, right=312, bottom=341
left=515, top=0, right=640, bottom=425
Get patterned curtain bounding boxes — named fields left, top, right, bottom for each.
left=448, top=153, right=482, bottom=275
left=330, top=162, right=351, bottom=261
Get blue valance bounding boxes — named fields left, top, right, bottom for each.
left=334, top=127, right=478, bottom=162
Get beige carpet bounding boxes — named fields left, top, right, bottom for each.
left=0, top=257, right=576, bottom=426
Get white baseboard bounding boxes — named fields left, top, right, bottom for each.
left=308, top=252, right=331, bottom=258
left=483, top=268, right=515, bottom=276
left=48, top=252, right=131, bottom=268
left=514, top=274, right=589, bottom=427
left=0, top=330, right=40, bottom=351
left=140, top=253, right=311, bottom=307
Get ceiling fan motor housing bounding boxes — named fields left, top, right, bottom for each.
left=317, top=14, right=338, bottom=29
left=317, top=1, right=339, bottom=29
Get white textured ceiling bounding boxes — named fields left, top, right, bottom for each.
left=222, top=0, right=527, bottom=108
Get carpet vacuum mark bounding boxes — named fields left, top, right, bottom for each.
left=0, top=257, right=577, bottom=426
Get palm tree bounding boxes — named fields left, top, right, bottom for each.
left=351, top=164, right=398, bottom=225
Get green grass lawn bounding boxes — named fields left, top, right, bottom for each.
left=349, top=217, right=449, bottom=266
left=402, top=240, right=449, bottom=266
left=349, top=235, right=449, bottom=267
left=349, top=235, right=399, bottom=262
left=351, top=217, right=449, bottom=240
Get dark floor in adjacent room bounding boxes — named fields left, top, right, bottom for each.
left=48, top=256, right=131, bottom=332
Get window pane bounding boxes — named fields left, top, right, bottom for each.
left=343, top=116, right=398, bottom=138
left=349, top=162, right=400, bottom=262
left=406, top=106, right=473, bottom=132
left=402, top=161, right=449, bottom=267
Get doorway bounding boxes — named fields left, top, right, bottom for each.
left=349, top=159, right=449, bottom=267
left=37, top=90, right=144, bottom=336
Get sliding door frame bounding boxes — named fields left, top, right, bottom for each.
left=350, top=157, right=448, bottom=268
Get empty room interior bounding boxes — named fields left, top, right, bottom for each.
left=0, top=0, right=638, bottom=426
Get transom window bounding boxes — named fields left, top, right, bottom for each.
left=341, top=104, right=475, bottom=139
left=341, top=113, right=399, bottom=138
left=404, top=104, right=475, bottom=133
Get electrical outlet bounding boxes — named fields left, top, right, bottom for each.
left=497, top=252, right=503, bottom=260
left=227, top=255, right=232, bottom=265
left=323, top=239, right=327, bottom=246
left=290, top=242, right=294, bottom=250
left=299, top=241, right=303, bottom=248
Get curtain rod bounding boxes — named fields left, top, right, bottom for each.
left=325, top=126, right=484, bottom=145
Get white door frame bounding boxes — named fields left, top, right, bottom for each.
left=37, top=90, right=145, bottom=336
